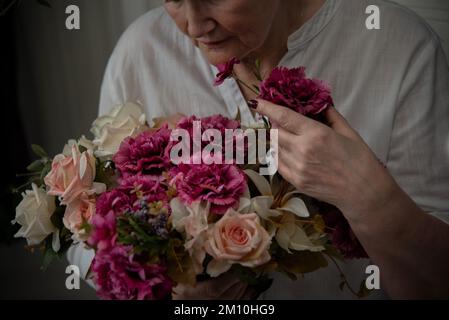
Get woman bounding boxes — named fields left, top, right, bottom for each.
left=69, top=0, right=449, bottom=299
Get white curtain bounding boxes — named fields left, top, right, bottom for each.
left=15, top=0, right=163, bottom=156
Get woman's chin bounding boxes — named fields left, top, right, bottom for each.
left=199, top=45, right=244, bottom=67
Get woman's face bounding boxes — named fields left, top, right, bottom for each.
left=164, top=0, right=282, bottom=65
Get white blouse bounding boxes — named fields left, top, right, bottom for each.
left=68, top=0, right=449, bottom=299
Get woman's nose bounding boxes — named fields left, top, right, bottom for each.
left=185, top=1, right=216, bottom=38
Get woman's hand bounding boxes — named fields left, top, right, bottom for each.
left=254, top=99, right=399, bottom=225
left=172, top=272, right=257, bottom=300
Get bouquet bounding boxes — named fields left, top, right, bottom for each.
left=12, top=58, right=370, bottom=300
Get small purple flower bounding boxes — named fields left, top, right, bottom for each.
left=213, top=57, right=240, bottom=86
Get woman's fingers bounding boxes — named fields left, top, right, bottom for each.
left=277, top=127, right=297, bottom=152
left=255, top=99, right=315, bottom=135
left=324, top=106, right=360, bottom=141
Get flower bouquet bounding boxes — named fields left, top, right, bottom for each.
left=12, top=59, right=370, bottom=300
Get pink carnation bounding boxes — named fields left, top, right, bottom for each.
left=88, top=190, right=132, bottom=251
left=259, top=67, right=333, bottom=117
left=174, top=115, right=246, bottom=163
left=113, top=126, right=172, bottom=179
left=214, top=57, right=240, bottom=86
left=170, top=163, right=246, bottom=215
left=176, top=114, right=240, bottom=135
left=91, top=245, right=172, bottom=300
left=119, top=175, right=171, bottom=213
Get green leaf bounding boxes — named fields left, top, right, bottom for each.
left=31, top=144, right=48, bottom=158
left=41, top=247, right=58, bottom=271
left=27, top=159, right=44, bottom=172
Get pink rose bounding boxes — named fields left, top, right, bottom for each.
left=204, top=209, right=272, bottom=277
left=63, top=194, right=96, bottom=241
left=44, top=145, right=101, bottom=205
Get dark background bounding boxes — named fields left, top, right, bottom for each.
left=0, top=0, right=447, bottom=299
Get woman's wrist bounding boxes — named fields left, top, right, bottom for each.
left=346, top=173, right=422, bottom=242
left=340, top=146, right=415, bottom=232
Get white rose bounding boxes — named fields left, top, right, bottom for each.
left=12, top=183, right=60, bottom=251
left=91, top=102, right=148, bottom=158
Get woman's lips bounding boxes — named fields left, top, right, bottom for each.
left=199, top=37, right=232, bottom=48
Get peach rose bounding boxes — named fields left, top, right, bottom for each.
left=64, top=194, right=96, bottom=242
left=205, top=209, right=272, bottom=277
left=44, top=144, right=104, bottom=205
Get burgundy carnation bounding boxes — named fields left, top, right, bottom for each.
left=259, top=67, right=333, bottom=117
left=214, top=57, right=240, bottom=86
left=320, top=203, right=368, bottom=259
left=119, top=175, right=171, bottom=213
left=88, top=190, right=132, bottom=251
left=173, top=114, right=246, bottom=164
left=113, top=126, right=172, bottom=179
left=169, top=163, right=247, bottom=215
left=91, top=245, right=173, bottom=300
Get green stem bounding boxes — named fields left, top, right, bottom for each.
left=326, top=253, right=360, bottom=297
left=235, top=78, right=260, bottom=96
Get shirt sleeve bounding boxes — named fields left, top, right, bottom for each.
left=386, top=34, right=449, bottom=224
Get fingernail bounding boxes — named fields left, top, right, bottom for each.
left=247, top=100, right=258, bottom=110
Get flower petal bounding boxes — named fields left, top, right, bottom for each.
left=280, top=197, right=310, bottom=218
left=206, top=259, right=232, bottom=278
left=244, top=169, right=272, bottom=196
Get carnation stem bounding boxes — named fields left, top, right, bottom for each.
left=326, top=253, right=359, bottom=297
left=235, top=78, right=260, bottom=96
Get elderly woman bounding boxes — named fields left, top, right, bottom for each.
left=69, top=0, right=449, bottom=299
